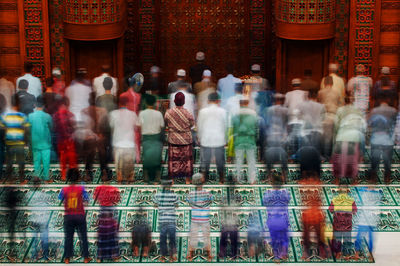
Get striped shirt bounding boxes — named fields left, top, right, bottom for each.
left=153, top=190, right=178, bottom=224
left=187, top=190, right=213, bottom=223
left=0, top=112, right=29, bottom=145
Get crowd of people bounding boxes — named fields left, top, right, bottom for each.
left=0, top=51, right=398, bottom=262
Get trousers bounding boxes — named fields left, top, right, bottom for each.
left=159, top=223, right=176, bottom=256
left=5, top=144, right=25, bottom=180
left=200, top=146, right=225, bottom=182
left=33, top=149, right=51, bottom=180
left=189, top=221, right=211, bottom=249
left=235, top=148, right=256, bottom=183
left=32, top=222, right=49, bottom=259
left=355, top=225, right=374, bottom=252
left=63, top=214, right=89, bottom=259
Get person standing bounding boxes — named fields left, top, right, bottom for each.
left=51, top=67, right=66, bottom=96
left=59, top=168, right=91, bottom=263
left=0, top=94, right=30, bottom=183
left=170, top=84, right=196, bottom=118
left=0, top=76, right=15, bottom=112
left=0, top=94, right=6, bottom=180
left=15, top=79, right=36, bottom=115
left=153, top=180, right=179, bottom=262
left=28, top=95, right=53, bottom=182
left=16, top=61, right=42, bottom=98
left=93, top=65, right=118, bottom=98
left=300, top=69, right=319, bottom=92
left=96, top=77, right=118, bottom=113
left=284, top=78, right=308, bottom=122
left=65, top=68, right=92, bottom=122
left=217, top=64, right=242, bottom=109
left=372, top=66, right=397, bottom=107
left=43, top=77, right=60, bottom=116
left=137, top=94, right=165, bottom=184
left=165, top=92, right=195, bottom=184
left=347, top=64, right=373, bottom=114
left=109, top=95, right=138, bottom=183
left=320, top=63, right=346, bottom=106
left=168, top=69, right=192, bottom=94
left=145, top=65, right=164, bottom=95
left=195, top=70, right=216, bottom=111
left=52, top=97, right=77, bottom=181
left=186, top=173, right=213, bottom=261
left=197, top=92, right=227, bottom=183
left=232, top=99, right=258, bottom=184
left=189, top=51, right=211, bottom=86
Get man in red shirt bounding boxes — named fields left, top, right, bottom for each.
left=59, top=168, right=91, bottom=263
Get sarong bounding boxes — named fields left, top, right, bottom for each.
left=168, top=143, right=193, bottom=179
left=142, top=134, right=163, bottom=181
left=332, top=141, right=360, bottom=178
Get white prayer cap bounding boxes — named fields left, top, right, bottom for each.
left=381, top=66, right=390, bottom=75
left=251, top=64, right=261, bottom=72
left=291, top=78, right=301, bottom=86
left=274, top=93, right=285, bottom=99
left=52, top=67, right=61, bottom=76
left=177, top=69, right=186, bottom=77
left=196, top=51, right=205, bottom=61
left=202, top=69, right=211, bottom=77
left=328, top=63, right=338, bottom=72
left=150, top=65, right=160, bottom=74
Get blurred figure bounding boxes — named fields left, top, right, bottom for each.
left=333, top=96, right=366, bottom=184
left=284, top=78, right=307, bottom=122
left=17, top=61, right=42, bottom=98
left=28, top=95, right=53, bottom=182
left=328, top=188, right=357, bottom=260
left=320, top=63, right=345, bottom=105
left=262, top=174, right=291, bottom=262
left=219, top=203, right=239, bottom=259
left=354, top=186, right=381, bottom=260
left=301, top=185, right=327, bottom=260
left=0, top=94, right=6, bottom=180
left=137, top=94, right=165, bottom=184
left=132, top=208, right=151, bottom=257
left=15, top=79, right=36, bottom=115
left=197, top=92, right=227, bottom=183
left=298, top=87, right=326, bottom=155
left=247, top=210, right=263, bottom=258
left=318, top=76, right=341, bottom=159
left=196, top=70, right=216, bottom=111
left=372, top=66, right=397, bottom=107
left=4, top=187, right=20, bottom=244
left=58, top=168, right=91, bottom=263
left=347, top=64, right=372, bottom=114
left=286, top=109, right=306, bottom=161
left=168, top=69, right=192, bottom=94
left=93, top=65, right=118, bottom=98
left=109, top=95, right=138, bottom=183
left=52, top=97, right=77, bottom=181
left=43, top=77, right=60, bottom=115
left=96, top=77, right=118, bottom=113
left=65, top=68, right=92, bottom=122
left=153, top=180, right=179, bottom=262
left=0, top=76, right=15, bottom=111
left=189, top=51, right=211, bottom=86
left=217, top=64, right=241, bottom=109
left=368, top=94, right=397, bottom=183
left=170, top=83, right=196, bottom=118
left=145, top=65, right=163, bottom=95
left=243, top=64, right=270, bottom=113
left=79, top=92, right=111, bottom=181
left=301, top=69, right=318, bottom=92
left=51, top=67, right=66, bottom=96
left=0, top=94, right=30, bottom=183
left=165, top=92, right=195, bottom=184
left=186, top=173, right=213, bottom=261
left=30, top=180, right=50, bottom=261
left=232, top=99, right=258, bottom=184
left=296, top=145, right=321, bottom=180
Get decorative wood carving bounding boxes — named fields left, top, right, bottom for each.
left=0, top=2, right=17, bottom=10
left=0, top=47, right=20, bottom=54
left=381, top=24, right=400, bottom=32
left=380, top=45, right=400, bottom=54
left=0, top=24, right=19, bottom=34
left=381, top=1, right=400, bottom=9
left=333, top=0, right=350, bottom=76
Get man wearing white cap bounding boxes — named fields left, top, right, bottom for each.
left=284, top=78, right=308, bottom=122
left=65, top=68, right=92, bottom=122
left=347, top=64, right=372, bottom=114
left=145, top=65, right=163, bottom=95
left=320, top=63, right=346, bottom=106
left=195, top=69, right=216, bottom=110
left=51, top=67, right=66, bottom=96
left=189, top=51, right=211, bottom=86
left=372, top=66, right=397, bottom=107
left=243, top=64, right=270, bottom=113
left=92, top=65, right=118, bottom=98
left=168, top=69, right=192, bottom=94
left=16, top=61, right=42, bottom=98
left=217, top=64, right=242, bottom=109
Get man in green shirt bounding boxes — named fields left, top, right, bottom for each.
left=28, top=95, right=53, bottom=182
left=232, top=99, right=259, bottom=184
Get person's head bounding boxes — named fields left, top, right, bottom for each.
left=145, top=94, right=157, bottom=108
left=192, top=173, right=204, bottom=188
left=67, top=168, right=80, bottom=183
left=36, top=95, right=44, bottom=109
left=324, top=75, right=333, bottom=87
left=208, top=92, right=220, bottom=104
left=103, top=76, right=113, bottom=92
left=381, top=66, right=391, bottom=77
left=52, top=67, right=62, bottom=79
left=274, top=93, right=285, bottom=105
left=291, top=78, right=301, bottom=89
left=174, top=92, right=185, bottom=107
left=150, top=65, right=160, bottom=78
left=328, top=63, right=338, bottom=74
left=304, top=69, right=312, bottom=78
left=75, top=68, right=87, bottom=81
left=119, top=95, right=129, bottom=108
left=355, top=64, right=365, bottom=75
left=225, top=63, right=234, bottom=75
left=202, top=69, right=211, bottom=80
left=18, top=79, right=29, bottom=91
left=24, top=62, right=34, bottom=73
left=196, top=51, right=205, bottom=62
left=88, top=92, right=96, bottom=106
left=0, top=94, right=6, bottom=114
left=234, top=82, right=243, bottom=94
left=101, top=64, right=111, bottom=74
left=239, top=99, right=249, bottom=107
left=176, top=69, right=186, bottom=80
left=251, top=64, right=261, bottom=75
